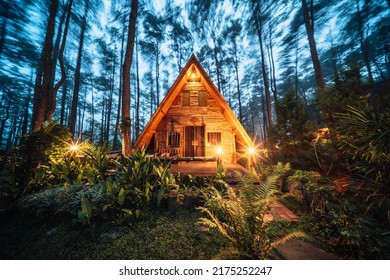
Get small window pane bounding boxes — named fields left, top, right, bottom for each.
left=182, top=91, right=190, bottom=106
left=168, top=132, right=180, bottom=146
left=208, top=132, right=221, bottom=145
left=198, top=91, right=207, bottom=107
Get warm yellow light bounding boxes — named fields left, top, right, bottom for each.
left=216, top=147, right=223, bottom=155
left=70, top=145, right=79, bottom=151
left=191, top=71, right=197, bottom=79
left=248, top=147, right=255, bottom=155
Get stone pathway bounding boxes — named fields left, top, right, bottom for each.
left=276, top=239, right=339, bottom=260
left=170, top=161, right=338, bottom=259
left=264, top=201, right=300, bottom=222
left=170, top=161, right=300, bottom=223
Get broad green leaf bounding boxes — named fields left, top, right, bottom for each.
left=118, top=188, right=126, bottom=206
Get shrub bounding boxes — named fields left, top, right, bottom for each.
left=14, top=183, right=106, bottom=223
left=197, top=173, right=305, bottom=259
left=336, top=104, right=390, bottom=226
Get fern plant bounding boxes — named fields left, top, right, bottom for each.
left=336, top=104, right=390, bottom=225
left=197, top=173, right=305, bottom=259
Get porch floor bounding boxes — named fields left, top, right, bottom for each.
left=169, top=161, right=249, bottom=177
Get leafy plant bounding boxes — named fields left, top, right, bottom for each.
left=153, top=161, right=177, bottom=206
left=0, top=121, right=71, bottom=195
left=288, top=170, right=334, bottom=213
left=336, top=104, right=390, bottom=225
left=78, top=196, right=92, bottom=225
left=197, top=173, right=305, bottom=259
left=82, top=142, right=111, bottom=182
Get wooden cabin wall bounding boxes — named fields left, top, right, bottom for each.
left=154, top=80, right=236, bottom=163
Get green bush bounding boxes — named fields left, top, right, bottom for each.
left=0, top=121, right=71, bottom=196
left=336, top=104, right=390, bottom=225
left=197, top=173, right=305, bottom=259
left=14, top=183, right=106, bottom=223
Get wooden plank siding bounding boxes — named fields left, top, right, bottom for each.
left=133, top=54, right=253, bottom=164
left=155, top=81, right=235, bottom=163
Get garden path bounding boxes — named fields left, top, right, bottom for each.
left=171, top=161, right=338, bottom=259
left=170, top=162, right=299, bottom=222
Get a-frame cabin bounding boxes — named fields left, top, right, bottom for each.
left=134, top=54, right=253, bottom=164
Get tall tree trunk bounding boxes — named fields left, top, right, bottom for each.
left=69, top=0, right=89, bottom=135
left=0, top=17, right=6, bottom=59
left=13, top=114, right=24, bottom=147
left=6, top=114, right=17, bottom=151
left=267, top=21, right=278, bottom=120
left=251, top=0, right=272, bottom=129
left=0, top=103, right=10, bottom=147
left=356, top=0, right=374, bottom=84
left=22, top=93, right=30, bottom=136
left=80, top=92, right=86, bottom=136
left=90, top=81, right=95, bottom=143
left=32, top=0, right=58, bottom=131
left=233, top=43, right=242, bottom=122
left=105, top=56, right=115, bottom=142
left=294, top=34, right=299, bottom=97
left=121, top=0, right=138, bottom=157
left=261, top=92, right=267, bottom=140
left=113, top=30, right=125, bottom=150
left=47, top=0, right=73, bottom=122
left=301, top=0, right=325, bottom=88
left=50, top=3, right=66, bottom=89
left=155, top=46, right=160, bottom=106
left=100, top=97, right=106, bottom=145
left=149, top=73, right=154, bottom=118
left=211, top=32, right=222, bottom=92
left=135, top=34, right=141, bottom=139
left=60, top=73, right=68, bottom=125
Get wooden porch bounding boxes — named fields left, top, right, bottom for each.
left=169, top=161, right=249, bottom=177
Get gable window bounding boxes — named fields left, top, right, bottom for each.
left=198, top=91, right=207, bottom=107
left=168, top=131, right=180, bottom=146
left=182, top=91, right=190, bottom=106
left=207, top=132, right=221, bottom=145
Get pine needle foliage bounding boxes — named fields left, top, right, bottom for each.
left=197, top=173, right=305, bottom=259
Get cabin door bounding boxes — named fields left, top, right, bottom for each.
left=184, top=126, right=205, bottom=157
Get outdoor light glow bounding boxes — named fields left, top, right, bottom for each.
left=70, top=145, right=79, bottom=151
left=248, top=147, right=255, bottom=155
left=216, top=147, right=223, bottom=155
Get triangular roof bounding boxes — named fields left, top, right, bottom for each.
left=134, top=54, right=253, bottom=150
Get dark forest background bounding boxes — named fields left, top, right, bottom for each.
left=0, top=0, right=389, bottom=150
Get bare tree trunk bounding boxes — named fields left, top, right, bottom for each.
left=232, top=42, right=242, bottom=122
left=90, top=81, right=95, bottom=143
left=135, top=34, right=141, bottom=139
left=149, top=73, right=154, bottom=118
left=32, top=0, right=58, bottom=131
left=60, top=74, right=68, bottom=125
left=22, top=94, right=30, bottom=136
left=47, top=0, right=73, bottom=121
left=69, top=0, right=89, bottom=135
left=267, top=21, right=278, bottom=120
left=105, top=55, right=115, bottom=142
left=0, top=103, right=10, bottom=146
left=155, top=46, right=160, bottom=106
left=356, top=0, right=374, bottom=84
left=0, top=17, right=6, bottom=59
left=211, top=31, right=222, bottom=92
left=113, top=30, right=125, bottom=150
left=295, top=34, right=299, bottom=97
left=121, top=0, right=138, bottom=157
left=50, top=3, right=66, bottom=89
left=301, top=0, right=325, bottom=88
left=6, top=113, right=17, bottom=150
left=251, top=0, right=272, bottom=128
